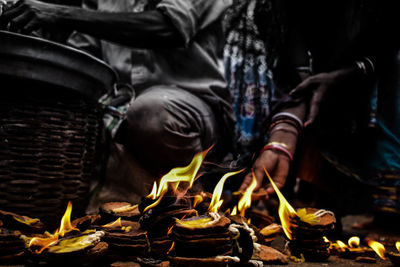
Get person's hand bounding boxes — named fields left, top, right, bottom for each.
left=239, top=148, right=290, bottom=198
left=290, top=67, right=356, bottom=126
left=0, top=0, right=57, bottom=33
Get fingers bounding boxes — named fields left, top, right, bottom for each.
left=240, top=150, right=280, bottom=193
left=239, top=168, right=263, bottom=192
left=252, top=165, right=266, bottom=191
left=266, top=156, right=290, bottom=195
left=304, top=85, right=327, bottom=126
left=8, top=10, right=33, bottom=31
left=239, top=172, right=253, bottom=192
left=289, top=76, right=316, bottom=97
left=1, top=2, right=24, bottom=20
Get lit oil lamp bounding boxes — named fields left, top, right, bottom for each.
left=264, top=168, right=335, bottom=261
left=330, top=237, right=376, bottom=261
left=387, top=241, right=400, bottom=265
left=21, top=202, right=107, bottom=264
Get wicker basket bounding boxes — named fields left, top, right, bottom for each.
left=0, top=31, right=116, bottom=228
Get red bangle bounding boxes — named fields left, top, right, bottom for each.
left=260, top=144, right=294, bottom=161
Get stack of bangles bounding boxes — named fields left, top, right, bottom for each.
left=260, top=112, right=304, bottom=161
left=354, top=57, right=375, bottom=76
left=260, top=142, right=293, bottom=161
left=268, top=112, right=303, bottom=137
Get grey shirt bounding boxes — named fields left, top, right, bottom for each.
left=68, top=0, right=235, bottom=142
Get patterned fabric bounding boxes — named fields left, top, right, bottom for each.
left=223, top=0, right=276, bottom=158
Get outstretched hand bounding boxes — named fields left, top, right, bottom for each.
left=239, top=149, right=290, bottom=198
left=290, top=68, right=356, bottom=126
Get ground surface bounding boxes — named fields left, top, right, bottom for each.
left=2, top=215, right=399, bottom=266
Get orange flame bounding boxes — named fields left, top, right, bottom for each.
left=208, top=169, right=244, bottom=213
left=193, top=194, right=204, bottom=208
left=238, top=171, right=257, bottom=217
left=368, top=240, right=386, bottom=259
left=58, top=202, right=79, bottom=237
left=337, top=240, right=348, bottom=251
left=144, top=148, right=211, bottom=212
left=230, top=206, right=238, bottom=216
left=167, top=225, right=175, bottom=235
left=28, top=201, right=79, bottom=253
left=264, top=168, right=297, bottom=240
left=102, top=217, right=122, bottom=228
left=167, top=242, right=175, bottom=255
left=348, top=236, right=360, bottom=248
left=148, top=182, right=158, bottom=200
left=396, top=241, right=400, bottom=253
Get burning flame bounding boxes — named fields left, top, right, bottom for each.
left=264, top=168, right=297, bottom=240
left=102, top=217, right=122, bottom=228
left=148, top=182, right=158, bottom=200
left=323, top=236, right=330, bottom=243
left=144, top=148, right=211, bottom=212
left=368, top=240, right=386, bottom=259
left=28, top=201, right=79, bottom=253
left=208, top=169, right=244, bottom=213
left=348, top=236, right=360, bottom=248
left=238, top=171, right=257, bottom=217
left=336, top=240, right=348, bottom=251
left=193, top=194, right=204, bottom=208
left=167, top=242, right=175, bottom=255
left=58, top=202, right=78, bottom=237
left=396, top=241, right=400, bottom=253
left=231, top=206, right=238, bottom=216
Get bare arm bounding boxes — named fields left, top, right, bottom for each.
left=1, top=0, right=184, bottom=48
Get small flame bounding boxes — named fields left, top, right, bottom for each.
left=238, top=171, right=257, bottom=217
left=193, top=194, right=204, bottom=208
left=102, top=217, right=122, bottom=228
left=167, top=242, right=175, bottom=255
left=167, top=225, right=175, bottom=235
left=396, top=241, right=400, bottom=253
left=144, top=148, right=211, bottom=212
left=231, top=206, right=238, bottom=216
left=148, top=182, right=158, bottom=200
left=208, top=169, right=244, bottom=213
left=58, top=201, right=79, bottom=237
left=337, top=240, right=348, bottom=251
left=323, top=236, right=330, bottom=243
left=264, top=168, right=297, bottom=240
left=348, top=236, right=360, bottom=248
left=28, top=201, right=78, bottom=253
left=368, top=240, right=386, bottom=259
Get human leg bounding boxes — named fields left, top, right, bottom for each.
left=119, top=85, right=219, bottom=172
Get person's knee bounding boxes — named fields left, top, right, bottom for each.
left=125, top=91, right=168, bottom=137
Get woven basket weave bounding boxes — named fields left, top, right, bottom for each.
left=0, top=90, right=104, bottom=227
left=0, top=31, right=116, bottom=228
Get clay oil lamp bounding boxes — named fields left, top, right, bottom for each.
left=21, top=202, right=107, bottom=264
